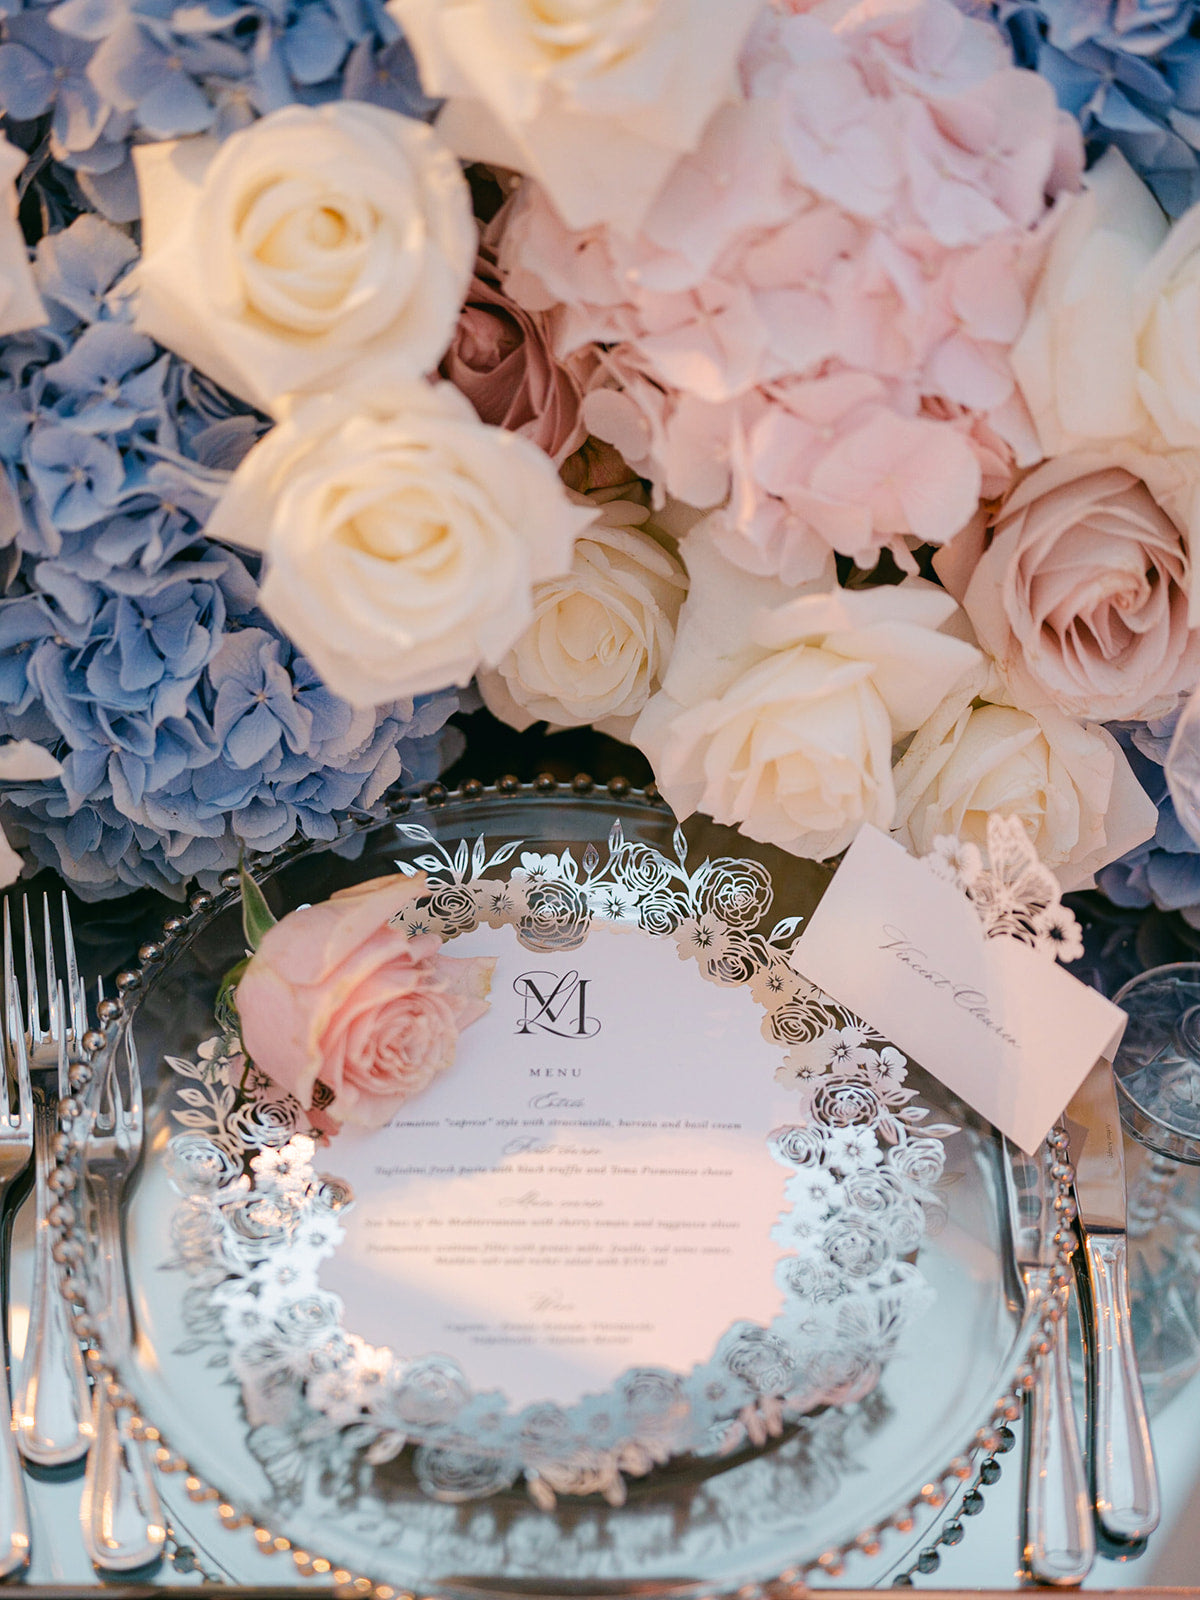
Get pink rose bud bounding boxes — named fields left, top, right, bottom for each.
left=237, top=874, right=495, bottom=1130
left=440, top=257, right=586, bottom=464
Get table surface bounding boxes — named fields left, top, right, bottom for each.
left=12, top=708, right=1200, bottom=1592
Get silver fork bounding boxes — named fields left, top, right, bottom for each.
left=10, top=894, right=91, bottom=1466
left=0, top=905, right=33, bottom=1576
left=79, top=987, right=165, bottom=1571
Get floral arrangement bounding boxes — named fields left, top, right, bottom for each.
left=4, top=0, right=1200, bottom=914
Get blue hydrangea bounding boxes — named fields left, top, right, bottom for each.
left=995, top=0, right=1200, bottom=216
left=0, top=616, right=458, bottom=897
left=0, top=215, right=264, bottom=562
left=0, top=0, right=436, bottom=224
left=1097, top=717, right=1200, bottom=928
left=0, top=212, right=460, bottom=898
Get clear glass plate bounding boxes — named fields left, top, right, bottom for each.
left=64, top=785, right=1044, bottom=1595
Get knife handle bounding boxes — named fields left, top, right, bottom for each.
left=1083, top=1232, right=1160, bottom=1543
left=1023, top=1282, right=1094, bottom=1586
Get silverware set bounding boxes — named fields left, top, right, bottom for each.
left=0, top=891, right=164, bottom=1577
left=1009, top=1058, right=1161, bottom=1588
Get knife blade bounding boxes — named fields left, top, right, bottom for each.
left=1002, top=1137, right=1093, bottom=1585
left=1066, top=1057, right=1160, bottom=1544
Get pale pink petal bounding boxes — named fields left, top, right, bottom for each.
left=925, top=332, right=1015, bottom=411
left=809, top=409, right=981, bottom=545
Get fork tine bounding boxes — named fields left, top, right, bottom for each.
left=1, top=902, right=14, bottom=1123
left=122, top=1028, right=142, bottom=1142
left=41, top=896, right=57, bottom=1043
left=4, top=905, right=31, bottom=1133
left=54, top=981, right=66, bottom=1101
left=60, top=892, right=85, bottom=1043
left=13, top=1010, right=29, bottom=1135
left=20, top=898, right=39, bottom=1048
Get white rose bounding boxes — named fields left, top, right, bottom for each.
left=205, top=380, right=595, bottom=707
left=1012, top=148, right=1168, bottom=457
left=892, top=671, right=1157, bottom=890
left=0, top=137, right=44, bottom=338
left=1016, top=145, right=1200, bottom=459
left=390, top=0, right=762, bottom=232
left=631, top=517, right=981, bottom=860
left=1136, top=191, right=1200, bottom=451
left=477, top=494, right=689, bottom=741
left=0, top=739, right=61, bottom=887
left=132, top=104, right=475, bottom=414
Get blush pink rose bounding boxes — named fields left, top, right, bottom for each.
left=237, top=874, right=495, bottom=1130
left=936, top=448, right=1200, bottom=723
left=439, top=257, right=586, bottom=463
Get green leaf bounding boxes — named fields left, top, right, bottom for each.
left=214, top=956, right=249, bottom=1039
left=240, top=858, right=277, bottom=952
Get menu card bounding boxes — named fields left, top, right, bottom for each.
left=320, top=922, right=793, bottom=1407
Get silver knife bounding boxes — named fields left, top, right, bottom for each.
left=1066, top=1058, right=1160, bottom=1544
left=1003, top=1137, right=1094, bottom=1585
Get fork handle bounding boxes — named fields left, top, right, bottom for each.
left=0, top=1182, right=30, bottom=1577
left=1023, top=1279, right=1094, bottom=1585
left=1084, top=1231, right=1160, bottom=1543
left=80, top=1382, right=165, bottom=1572
left=0, top=1315, right=29, bottom=1578
left=80, top=1184, right=164, bottom=1571
left=14, top=1097, right=91, bottom=1466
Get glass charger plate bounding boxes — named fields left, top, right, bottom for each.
left=55, top=782, right=1056, bottom=1596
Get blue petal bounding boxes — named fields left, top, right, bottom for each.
left=282, top=3, right=348, bottom=86
left=0, top=43, right=56, bottom=118
left=224, top=699, right=285, bottom=768
left=135, top=64, right=216, bottom=136
left=52, top=79, right=109, bottom=154
left=1146, top=848, right=1200, bottom=909
left=44, top=321, right=158, bottom=395
left=34, top=215, right=138, bottom=322
left=49, top=0, right=129, bottom=46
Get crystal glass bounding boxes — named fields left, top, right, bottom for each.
left=1113, top=964, right=1200, bottom=1405
left=1114, top=963, right=1200, bottom=1164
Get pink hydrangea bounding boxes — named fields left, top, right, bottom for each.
left=495, top=0, right=1082, bottom=578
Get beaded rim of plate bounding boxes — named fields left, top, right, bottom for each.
left=45, top=774, right=1079, bottom=1600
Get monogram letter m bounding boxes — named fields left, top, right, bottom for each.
left=513, top=971, right=600, bottom=1038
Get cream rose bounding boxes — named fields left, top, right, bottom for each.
left=478, top=494, right=689, bottom=741
left=0, top=739, right=61, bottom=887
left=892, top=672, right=1157, bottom=890
left=1012, top=147, right=1168, bottom=457
left=1136, top=191, right=1200, bottom=450
left=132, top=103, right=475, bottom=414
left=390, top=0, right=762, bottom=232
left=1014, top=145, right=1200, bottom=459
left=631, top=518, right=981, bottom=860
left=935, top=447, right=1200, bottom=722
left=0, top=138, right=44, bottom=339
left=205, top=380, right=595, bottom=706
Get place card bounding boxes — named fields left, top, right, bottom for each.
left=790, top=826, right=1127, bottom=1154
